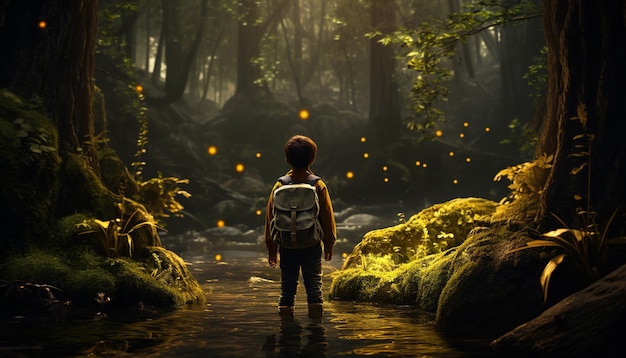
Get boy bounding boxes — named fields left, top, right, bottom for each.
left=264, top=135, right=336, bottom=321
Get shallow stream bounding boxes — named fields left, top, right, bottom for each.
left=1, top=248, right=496, bottom=357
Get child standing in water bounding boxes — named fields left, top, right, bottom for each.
left=264, top=135, right=336, bottom=321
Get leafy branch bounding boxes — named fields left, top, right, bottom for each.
left=385, top=0, right=540, bottom=138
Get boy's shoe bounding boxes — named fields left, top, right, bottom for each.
left=308, top=303, right=323, bottom=319
left=278, top=305, right=294, bottom=321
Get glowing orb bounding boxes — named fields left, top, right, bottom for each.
left=384, top=177, right=389, bottom=183
left=216, top=219, right=225, bottom=227
left=299, top=109, right=310, bottom=120
left=346, top=171, right=354, bottom=179
left=449, top=151, right=455, bottom=157
left=255, top=209, right=262, bottom=216
left=215, top=254, right=222, bottom=261
left=574, top=194, right=583, bottom=201
left=459, top=133, right=465, bottom=138
left=453, top=179, right=459, bottom=184
left=207, top=146, right=218, bottom=155
left=360, top=137, right=367, bottom=143
left=382, top=166, right=388, bottom=171
left=38, top=21, right=46, bottom=29
left=422, top=163, right=428, bottom=168
left=435, top=130, right=443, bottom=137
left=342, top=252, right=348, bottom=258
left=363, top=153, right=369, bottom=158
left=255, top=152, right=262, bottom=158
left=415, top=161, right=421, bottom=166
left=235, top=163, right=245, bottom=173
left=465, top=157, right=471, bottom=163
left=135, top=84, right=143, bottom=93
left=485, top=127, right=491, bottom=132
left=463, top=122, right=469, bottom=127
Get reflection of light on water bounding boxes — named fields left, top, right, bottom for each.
left=3, top=250, right=490, bottom=357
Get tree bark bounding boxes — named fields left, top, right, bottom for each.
left=0, top=0, right=100, bottom=174
left=538, top=0, right=626, bottom=228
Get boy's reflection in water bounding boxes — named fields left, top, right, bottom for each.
left=263, top=320, right=328, bottom=357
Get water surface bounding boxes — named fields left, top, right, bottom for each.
left=1, top=248, right=494, bottom=357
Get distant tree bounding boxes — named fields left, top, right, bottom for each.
left=234, top=0, right=291, bottom=97
left=368, top=0, right=402, bottom=148
left=146, top=0, right=208, bottom=105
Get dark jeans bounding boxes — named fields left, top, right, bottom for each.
left=279, top=243, right=323, bottom=306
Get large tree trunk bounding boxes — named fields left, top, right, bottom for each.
left=0, top=0, right=100, bottom=174
left=538, top=0, right=626, bottom=229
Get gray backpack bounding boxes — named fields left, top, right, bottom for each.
left=271, top=174, right=323, bottom=249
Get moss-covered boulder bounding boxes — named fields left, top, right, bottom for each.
left=330, top=197, right=549, bottom=337
left=341, top=197, right=498, bottom=270
left=0, top=246, right=205, bottom=313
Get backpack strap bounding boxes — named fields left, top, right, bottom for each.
left=277, top=175, right=293, bottom=185
left=277, top=174, right=320, bottom=185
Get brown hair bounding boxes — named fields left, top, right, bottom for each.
left=284, top=135, right=317, bottom=169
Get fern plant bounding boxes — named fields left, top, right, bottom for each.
left=77, top=204, right=161, bottom=258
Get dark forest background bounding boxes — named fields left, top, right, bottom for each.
left=93, top=0, right=544, bottom=234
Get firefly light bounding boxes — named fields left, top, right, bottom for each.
left=449, top=151, right=455, bottom=157
left=38, top=21, right=46, bottom=29
left=360, top=137, right=367, bottom=143
left=255, top=210, right=262, bottom=216
left=235, top=163, right=245, bottom=173
left=207, top=146, right=218, bottom=155
left=216, top=219, right=225, bottom=227
left=346, top=171, right=354, bottom=179
left=215, top=254, right=222, bottom=261
left=299, top=109, right=310, bottom=120
left=463, top=122, right=469, bottom=127
left=435, top=130, right=443, bottom=137
left=415, top=161, right=421, bottom=166
left=363, top=153, right=369, bottom=158
left=485, top=127, right=491, bottom=132
left=255, top=152, right=262, bottom=158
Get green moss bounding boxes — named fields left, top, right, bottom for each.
left=102, top=246, right=205, bottom=308
left=331, top=198, right=498, bottom=305
left=58, top=152, right=117, bottom=219
left=1, top=250, right=71, bottom=287
left=342, top=198, right=497, bottom=270
left=64, top=269, right=117, bottom=304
